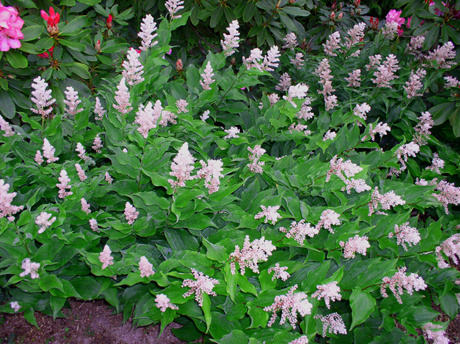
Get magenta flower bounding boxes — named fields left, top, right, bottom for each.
left=0, top=2, right=24, bottom=51
left=40, top=7, right=59, bottom=36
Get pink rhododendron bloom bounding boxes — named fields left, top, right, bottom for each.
left=0, top=2, right=24, bottom=51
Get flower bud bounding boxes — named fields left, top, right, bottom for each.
left=330, top=11, right=335, bottom=20
left=288, top=0, right=296, bottom=3
left=356, top=8, right=361, bottom=15
left=176, top=58, right=183, bottom=72
left=337, top=12, right=343, bottom=20
left=95, top=39, right=101, bottom=52
left=106, top=14, right=113, bottom=29
left=331, top=0, right=336, bottom=10
left=354, top=0, right=361, bottom=7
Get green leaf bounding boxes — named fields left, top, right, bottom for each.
left=399, top=306, right=439, bottom=326
left=5, top=50, right=28, bottom=69
left=224, top=264, right=237, bottom=302
left=0, top=90, right=16, bottom=119
left=174, top=213, right=216, bottom=230
left=203, top=237, right=227, bottom=263
left=23, top=308, right=39, bottom=328
left=350, top=288, right=377, bottom=330
left=238, top=274, right=257, bottom=296
left=247, top=304, right=268, bottom=328
left=14, top=0, right=37, bottom=8
left=35, top=37, right=54, bottom=52
left=219, top=330, right=249, bottom=344
left=78, top=0, right=101, bottom=4
left=60, top=39, right=86, bottom=52
left=202, top=293, right=212, bottom=332
left=39, top=274, right=64, bottom=292
left=60, top=16, right=91, bottom=36
left=22, top=26, right=43, bottom=41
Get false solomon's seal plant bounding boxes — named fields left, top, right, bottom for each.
left=0, top=4, right=459, bottom=344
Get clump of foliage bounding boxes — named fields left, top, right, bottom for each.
left=0, top=1, right=460, bottom=344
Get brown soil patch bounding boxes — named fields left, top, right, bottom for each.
left=0, top=299, right=186, bottom=344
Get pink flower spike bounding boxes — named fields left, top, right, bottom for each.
left=124, top=202, right=139, bottom=225
left=99, top=245, right=114, bottom=269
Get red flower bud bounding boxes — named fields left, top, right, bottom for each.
left=106, top=14, right=113, bottom=29
left=176, top=58, right=183, bottom=72
left=95, top=39, right=101, bottom=52
left=41, top=7, right=60, bottom=36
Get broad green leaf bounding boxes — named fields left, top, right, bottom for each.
left=247, top=304, right=268, bottom=328
left=350, top=288, right=377, bottom=329
left=6, top=50, right=28, bottom=69
left=202, top=293, right=212, bottom=332
left=60, top=16, right=91, bottom=36
left=22, top=26, right=43, bottom=41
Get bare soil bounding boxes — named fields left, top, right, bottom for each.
left=0, top=299, right=186, bottom=344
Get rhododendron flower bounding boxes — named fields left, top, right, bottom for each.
left=264, top=285, right=312, bottom=328
left=139, top=256, right=154, bottom=278
left=312, top=281, right=342, bottom=309
left=380, top=267, right=427, bottom=304
left=19, top=258, right=40, bottom=279
left=229, top=235, right=276, bottom=275
left=106, top=14, right=113, bottom=29
left=40, top=7, right=59, bottom=36
left=155, top=294, right=178, bottom=312
left=254, top=205, right=282, bottom=225
left=0, top=2, right=24, bottom=51
left=182, top=269, right=219, bottom=306
left=99, top=245, right=114, bottom=269
left=35, top=212, right=56, bottom=234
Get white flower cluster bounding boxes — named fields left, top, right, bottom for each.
left=264, top=284, right=312, bottom=328
left=122, top=49, right=144, bottom=86
left=243, top=46, right=281, bottom=72
left=35, top=211, right=56, bottom=234
left=200, top=61, right=215, bottom=90
left=423, top=322, right=450, bottom=344
left=168, top=142, right=196, bottom=190
left=345, top=69, right=361, bottom=87
left=221, top=20, right=239, bottom=57
left=247, top=145, right=265, bottom=174
left=19, top=258, right=40, bottom=279
left=139, top=256, right=155, bottom=277
left=369, top=187, right=406, bottom=215
left=229, top=235, right=276, bottom=275
left=432, top=180, right=460, bottom=214
left=165, top=0, right=184, bottom=20
left=0, top=114, right=14, bottom=137
left=0, top=179, right=24, bottom=221
left=312, top=281, right=342, bottom=309
left=138, top=14, right=158, bottom=51
left=380, top=267, right=427, bottom=304
left=30, top=76, right=55, bottom=118
left=36, top=138, right=59, bottom=164
left=94, top=97, right=106, bottom=120
left=426, top=153, right=445, bottom=174
left=268, top=263, right=290, bottom=281
left=254, top=205, right=282, bottom=225
left=99, top=245, right=114, bottom=269
left=182, top=268, right=219, bottom=306
left=280, top=220, right=319, bottom=245
left=63, top=86, right=82, bottom=116
left=339, top=235, right=370, bottom=259
left=372, top=54, right=400, bottom=88
left=315, top=312, right=347, bottom=336
left=282, top=33, right=298, bottom=49
left=436, top=233, right=460, bottom=268
left=389, top=222, right=421, bottom=251
left=426, top=41, right=456, bottom=69
left=196, top=159, right=224, bottom=194
left=124, top=202, right=139, bottom=225
left=56, top=170, right=72, bottom=199
left=113, top=77, right=133, bottom=114
left=316, top=209, right=341, bottom=233
left=155, top=294, right=178, bottom=312
left=326, top=155, right=370, bottom=194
